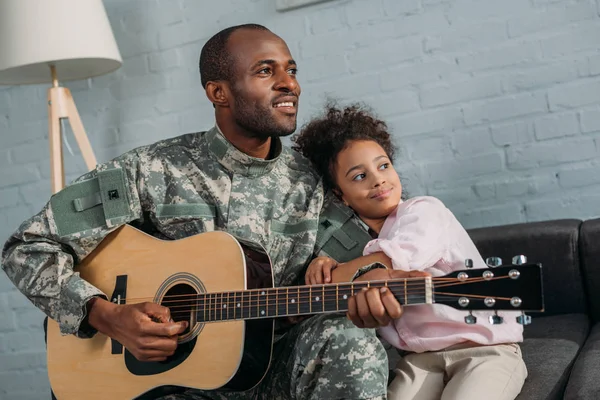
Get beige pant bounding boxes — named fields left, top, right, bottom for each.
left=388, top=342, right=527, bottom=400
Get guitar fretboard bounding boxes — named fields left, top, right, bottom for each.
left=192, top=279, right=432, bottom=323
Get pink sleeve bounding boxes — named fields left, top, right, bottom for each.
left=363, top=197, right=451, bottom=271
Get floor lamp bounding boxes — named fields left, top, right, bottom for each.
left=0, top=0, right=123, bottom=194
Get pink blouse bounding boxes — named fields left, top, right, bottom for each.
left=363, top=196, right=523, bottom=353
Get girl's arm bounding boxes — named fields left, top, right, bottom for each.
left=330, top=252, right=393, bottom=283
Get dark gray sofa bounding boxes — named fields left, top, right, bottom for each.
left=468, top=218, right=600, bottom=400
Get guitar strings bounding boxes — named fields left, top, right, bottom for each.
left=165, top=291, right=516, bottom=320
left=165, top=294, right=516, bottom=318
left=163, top=286, right=513, bottom=314
left=122, top=275, right=509, bottom=305
left=135, top=276, right=516, bottom=318
left=166, top=294, right=517, bottom=318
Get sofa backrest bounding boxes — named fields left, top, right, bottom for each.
left=468, top=219, right=587, bottom=317
left=579, top=218, right=600, bottom=323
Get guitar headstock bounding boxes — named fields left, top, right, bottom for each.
left=434, top=255, right=544, bottom=325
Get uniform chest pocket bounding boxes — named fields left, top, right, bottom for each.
left=154, top=203, right=216, bottom=239
left=268, top=219, right=316, bottom=286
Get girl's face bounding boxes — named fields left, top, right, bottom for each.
left=333, top=140, right=402, bottom=223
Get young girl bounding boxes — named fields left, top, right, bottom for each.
left=292, top=104, right=527, bottom=400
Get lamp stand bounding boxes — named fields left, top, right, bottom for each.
left=47, top=65, right=98, bottom=194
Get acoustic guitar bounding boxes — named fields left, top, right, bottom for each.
left=46, top=225, right=544, bottom=399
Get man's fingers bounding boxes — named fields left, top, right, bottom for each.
left=356, top=289, right=378, bottom=328
left=141, top=320, right=188, bottom=337
left=167, top=321, right=188, bottom=335
left=142, top=302, right=172, bottom=323
left=346, top=296, right=364, bottom=328
left=364, top=288, right=390, bottom=327
left=380, top=287, right=403, bottom=319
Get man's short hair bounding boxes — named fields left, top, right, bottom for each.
left=199, top=24, right=271, bottom=89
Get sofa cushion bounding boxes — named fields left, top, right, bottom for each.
left=517, top=313, right=590, bottom=400
left=468, top=219, right=586, bottom=317
left=579, top=218, right=600, bottom=323
left=563, top=321, right=600, bottom=400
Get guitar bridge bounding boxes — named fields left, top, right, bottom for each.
left=109, top=275, right=128, bottom=354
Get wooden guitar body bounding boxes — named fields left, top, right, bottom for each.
left=47, top=225, right=274, bottom=400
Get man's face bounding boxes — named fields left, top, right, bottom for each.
left=226, top=29, right=301, bottom=139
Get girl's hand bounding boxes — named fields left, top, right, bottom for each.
left=305, top=256, right=338, bottom=285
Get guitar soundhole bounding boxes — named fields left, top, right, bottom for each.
left=125, top=283, right=200, bottom=378
left=161, top=283, right=197, bottom=335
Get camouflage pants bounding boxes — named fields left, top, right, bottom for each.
left=156, top=314, right=388, bottom=400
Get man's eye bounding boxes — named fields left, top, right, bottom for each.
left=258, top=68, right=271, bottom=74
left=288, top=68, right=298, bottom=75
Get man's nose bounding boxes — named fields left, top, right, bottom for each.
left=274, top=70, right=298, bottom=92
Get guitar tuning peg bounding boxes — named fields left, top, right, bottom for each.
left=464, top=259, right=473, bottom=269
left=516, top=311, right=532, bottom=325
left=512, top=255, right=527, bottom=265
left=489, top=311, right=504, bottom=325
left=485, top=257, right=502, bottom=268
left=464, top=311, right=477, bottom=325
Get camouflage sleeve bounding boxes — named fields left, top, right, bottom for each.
left=1, top=151, right=144, bottom=337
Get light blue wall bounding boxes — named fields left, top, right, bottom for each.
left=1, top=0, right=600, bottom=397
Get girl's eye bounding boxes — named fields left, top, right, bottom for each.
left=352, top=173, right=366, bottom=181
left=379, top=162, right=390, bottom=170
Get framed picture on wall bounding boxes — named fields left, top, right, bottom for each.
left=276, top=0, right=338, bottom=12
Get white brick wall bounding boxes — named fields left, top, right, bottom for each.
left=1, top=0, right=600, bottom=396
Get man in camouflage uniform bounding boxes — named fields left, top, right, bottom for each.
left=2, top=24, right=407, bottom=400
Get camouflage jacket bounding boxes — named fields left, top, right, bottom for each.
left=1, top=126, right=324, bottom=337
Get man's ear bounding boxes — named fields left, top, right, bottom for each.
left=205, top=81, right=229, bottom=108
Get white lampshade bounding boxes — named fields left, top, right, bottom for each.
left=0, top=0, right=122, bottom=85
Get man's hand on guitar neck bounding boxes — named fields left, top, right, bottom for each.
left=347, top=269, right=430, bottom=329
left=87, top=297, right=188, bottom=362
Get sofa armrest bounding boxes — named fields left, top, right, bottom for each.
left=564, top=322, right=600, bottom=400
left=580, top=218, right=600, bottom=323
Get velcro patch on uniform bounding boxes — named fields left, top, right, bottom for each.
left=315, top=201, right=351, bottom=249
left=315, top=200, right=372, bottom=262
left=97, top=168, right=132, bottom=228
left=73, top=192, right=102, bottom=212
left=156, top=203, right=215, bottom=218
left=271, top=219, right=315, bottom=235
left=331, top=229, right=358, bottom=250
left=50, top=177, right=106, bottom=237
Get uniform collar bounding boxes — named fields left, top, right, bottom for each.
left=206, top=125, right=283, bottom=177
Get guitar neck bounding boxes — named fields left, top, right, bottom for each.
left=189, top=278, right=433, bottom=323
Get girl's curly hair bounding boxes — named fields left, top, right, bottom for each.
left=292, top=103, right=396, bottom=190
